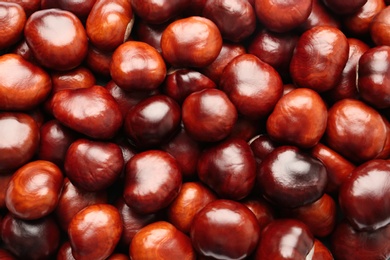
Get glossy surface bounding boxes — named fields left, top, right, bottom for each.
left=51, top=86, right=123, bottom=139
left=0, top=173, right=13, bottom=208
left=323, top=0, right=367, bottom=14
left=190, top=199, right=260, bottom=260
left=130, top=221, right=195, bottom=260
left=0, top=54, right=51, bottom=111
left=86, top=0, right=133, bottom=51
left=298, top=0, right=341, bottom=31
left=241, top=198, right=274, bottom=232
left=2, top=0, right=40, bottom=16
left=290, top=26, right=349, bottom=92
left=197, top=138, right=257, bottom=200
left=57, top=0, right=97, bottom=19
left=249, top=134, right=277, bottom=164
left=0, top=2, right=26, bottom=49
left=161, top=16, right=223, bottom=67
left=220, top=54, right=283, bottom=119
left=51, top=66, right=96, bottom=93
left=110, top=41, right=166, bottom=91
left=85, top=44, right=112, bottom=77
left=266, top=88, right=328, bottom=148
left=24, top=8, right=88, bottom=70
left=64, top=138, right=124, bottom=192
left=339, top=159, right=390, bottom=231
left=124, top=95, right=181, bottom=149
left=1, top=214, right=60, bottom=260
left=370, top=6, right=390, bottom=46
left=182, top=88, right=237, bottom=142
left=123, top=150, right=182, bottom=214
left=135, top=20, right=167, bottom=53
left=0, top=112, right=39, bottom=172
left=57, top=241, right=75, bottom=260
left=257, top=146, right=328, bottom=208
left=68, top=204, right=123, bottom=260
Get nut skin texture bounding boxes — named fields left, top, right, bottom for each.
left=167, top=182, right=217, bottom=233
left=254, top=219, right=314, bottom=260
left=241, top=198, right=274, bottom=232
left=130, top=221, right=195, bottom=260
left=266, top=88, right=328, bottom=149
left=68, top=204, right=123, bottom=260
left=5, top=160, right=64, bottom=220
left=290, top=26, right=349, bottom=93
left=182, top=88, right=238, bottom=142
left=0, top=112, right=39, bottom=173
left=0, top=54, right=51, bottom=111
left=254, top=0, right=312, bottom=33
left=51, top=85, right=123, bottom=140
left=86, top=0, right=133, bottom=51
left=339, top=159, right=390, bottom=231
left=312, top=239, right=334, bottom=260
left=331, top=220, right=390, bottom=260
left=0, top=2, right=26, bottom=50
left=197, top=138, right=257, bottom=200
left=161, top=16, right=223, bottom=68
left=57, top=0, right=97, bottom=20
left=2, top=0, right=40, bottom=17
left=257, top=146, right=328, bottom=208
left=110, top=41, right=166, bottom=91
left=325, top=99, right=390, bottom=163
left=249, top=134, right=277, bottom=164
left=85, top=44, right=112, bottom=77
left=24, top=8, right=88, bottom=71
left=190, top=199, right=260, bottom=260
left=124, top=95, right=181, bottom=150
left=51, top=66, right=96, bottom=93
left=0, top=173, right=13, bottom=208
left=135, top=20, right=167, bottom=53
left=220, top=54, right=283, bottom=119
left=55, top=178, right=108, bottom=231
left=64, top=138, right=124, bottom=192
left=358, top=45, right=390, bottom=109
left=370, top=6, right=390, bottom=46
left=1, top=214, right=60, bottom=260
left=57, top=241, right=75, bottom=260
left=123, top=150, right=182, bottom=214
left=202, top=0, right=256, bottom=42
left=323, top=0, right=367, bottom=14
left=298, top=0, right=341, bottom=32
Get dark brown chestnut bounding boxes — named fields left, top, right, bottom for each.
left=241, top=198, right=274, bottom=232
left=323, top=0, right=367, bottom=14
left=249, top=134, right=277, bottom=164
left=298, top=0, right=341, bottom=31
left=0, top=2, right=26, bottom=50
left=85, top=44, right=112, bottom=77
left=57, top=241, right=75, bottom=260
left=370, top=6, right=390, bottom=46
left=57, top=0, right=97, bottom=20
left=0, top=173, right=13, bottom=209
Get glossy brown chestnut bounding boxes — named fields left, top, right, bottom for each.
left=107, top=253, right=130, bottom=260
left=130, top=0, right=190, bottom=24
left=55, top=178, right=107, bottom=231
left=0, top=248, right=16, bottom=260
left=86, top=0, right=133, bottom=51
left=24, top=8, right=88, bottom=70
left=85, top=44, right=112, bottom=77
left=290, top=26, right=349, bottom=92
left=0, top=54, right=51, bottom=111
left=0, top=173, right=13, bottom=208
left=358, top=46, right=390, bottom=109
left=123, top=150, right=182, bottom=214
left=10, top=38, right=35, bottom=62
left=51, top=66, right=96, bottom=93
left=331, top=220, right=390, bottom=260
left=110, top=41, right=166, bottom=91
left=254, top=219, right=315, bottom=259
left=167, top=182, right=217, bottom=233
left=0, top=2, right=26, bottom=50
left=1, top=214, right=60, bottom=260
left=339, top=159, right=390, bottom=231
left=0, top=112, right=39, bottom=173
left=2, top=0, right=40, bottom=17
left=325, top=99, right=390, bottom=163
left=130, top=221, right=195, bottom=260
left=68, top=204, right=123, bottom=260
left=51, top=85, right=123, bottom=140
left=64, top=138, right=124, bottom=192
left=124, top=95, right=181, bottom=149
left=134, top=20, right=167, bottom=53
left=163, top=69, right=216, bottom=105
left=257, top=146, right=328, bottom=208
left=57, top=241, right=75, bottom=260
left=266, top=88, right=328, bottom=149
left=202, top=0, right=256, bottom=42
left=220, top=53, right=283, bottom=119
left=182, top=88, right=238, bottom=142
left=57, top=0, right=97, bottom=20
left=249, top=134, right=277, bottom=164
left=298, top=0, right=341, bottom=31
left=228, top=116, right=260, bottom=142
left=323, top=0, right=367, bottom=14
left=312, top=239, right=334, bottom=260
left=241, top=198, right=274, bottom=232
left=370, top=6, right=390, bottom=46
left=190, top=199, right=260, bottom=260
left=160, top=16, right=223, bottom=67
left=197, top=138, right=257, bottom=200
left=254, top=0, right=312, bottom=33
left=5, top=160, right=63, bottom=220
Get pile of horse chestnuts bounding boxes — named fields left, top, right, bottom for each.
left=1, top=0, right=390, bottom=259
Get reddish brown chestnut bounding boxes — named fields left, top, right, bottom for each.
left=51, top=66, right=96, bottom=93
left=0, top=2, right=26, bottom=50
left=85, top=44, right=112, bottom=77
left=57, top=0, right=97, bottom=20
left=220, top=53, right=283, bottom=119
left=241, top=198, right=274, bottom=232
left=0, top=173, right=13, bottom=208
left=323, top=0, right=367, bottom=14
left=182, top=88, right=238, bottom=142
left=266, top=88, right=328, bottom=149
left=197, top=138, right=257, bottom=200
left=257, top=146, right=328, bottom=208
left=68, top=204, right=123, bottom=260
left=64, top=138, right=124, bottom=192
left=190, top=199, right=260, bottom=260
left=161, top=16, right=223, bottom=67
left=298, top=0, right=341, bottom=31
left=123, top=150, right=182, bottom=214
left=134, top=20, right=167, bottom=53
left=0, top=112, right=39, bottom=173
left=130, top=221, right=195, bottom=260
left=57, top=241, right=75, bottom=260
left=370, top=6, right=390, bottom=46
left=5, top=160, right=63, bottom=220
left=249, top=134, right=277, bottom=164
left=24, top=8, right=88, bottom=70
